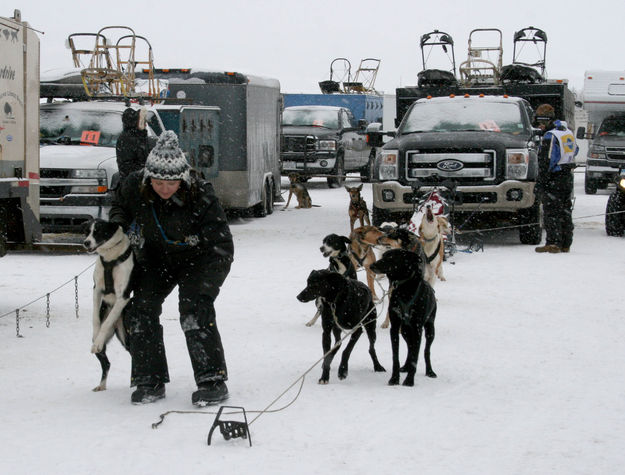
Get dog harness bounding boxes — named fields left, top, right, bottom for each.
left=100, top=246, right=133, bottom=295
left=424, top=238, right=442, bottom=264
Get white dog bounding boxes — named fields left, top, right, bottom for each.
left=418, top=205, right=450, bottom=287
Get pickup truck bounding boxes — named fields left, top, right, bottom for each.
left=280, top=105, right=380, bottom=187
left=372, top=94, right=543, bottom=244
left=38, top=101, right=163, bottom=232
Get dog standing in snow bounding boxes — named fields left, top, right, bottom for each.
left=83, top=219, right=134, bottom=391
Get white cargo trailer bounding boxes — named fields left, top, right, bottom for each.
left=0, top=9, right=41, bottom=255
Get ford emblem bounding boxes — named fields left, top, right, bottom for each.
left=437, top=159, right=464, bottom=172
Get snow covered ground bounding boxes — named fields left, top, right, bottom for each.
left=1, top=171, right=624, bottom=475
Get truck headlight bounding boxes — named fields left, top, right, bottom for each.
left=379, top=150, right=398, bottom=180
left=506, top=149, right=529, bottom=179
left=589, top=144, right=606, bottom=159
left=317, top=140, right=336, bottom=151
left=70, top=169, right=108, bottom=193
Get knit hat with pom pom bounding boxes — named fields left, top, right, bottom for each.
left=143, top=130, right=191, bottom=184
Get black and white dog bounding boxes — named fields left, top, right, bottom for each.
left=306, top=234, right=357, bottom=327
left=370, top=248, right=437, bottom=387
left=297, top=270, right=386, bottom=384
left=83, top=219, right=134, bottom=392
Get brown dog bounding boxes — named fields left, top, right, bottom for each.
left=345, top=184, right=371, bottom=231
left=284, top=173, right=312, bottom=209
left=349, top=225, right=386, bottom=303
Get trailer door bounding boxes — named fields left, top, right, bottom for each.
left=177, top=106, right=221, bottom=179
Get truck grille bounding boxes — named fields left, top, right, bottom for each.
left=40, top=168, right=72, bottom=198
left=606, top=147, right=625, bottom=162
left=282, top=135, right=315, bottom=153
left=405, top=149, right=496, bottom=184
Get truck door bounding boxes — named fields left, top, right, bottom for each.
left=341, top=109, right=366, bottom=171
left=178, top=107, right=220, bottom=179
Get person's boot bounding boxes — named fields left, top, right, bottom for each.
left=192, top=381, right=229, bottom=407
left=535, top=244, right=561, bottom=253
left=131, top=383, right=165, bottom=404
left=560, top=247, right=570, bottom=253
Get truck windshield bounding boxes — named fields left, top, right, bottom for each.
left=598, top=116, right=625, bottom=137
left=282, top=109, right=339, bottom=129
left=401, top=101, right=525, bottom=135
left=39, top=109, right=123, bottom=147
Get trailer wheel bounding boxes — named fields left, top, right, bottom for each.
left=253, top=179, right=272, bottom=218
left=327, top=155, right=345, bottom=188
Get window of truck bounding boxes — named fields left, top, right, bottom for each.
left=40, top=109, right=124, bottom=147
left=401, top=101, right=526, bottom=135
left=282, top=109, right=339, bottom=129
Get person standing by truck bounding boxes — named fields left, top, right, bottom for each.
left=115, top=107, right=150, bottom=180
left=534, top=104, right=578, bottom=253
left=110, top=130, right=234, bottom=405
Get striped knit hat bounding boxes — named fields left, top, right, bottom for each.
left=143, top=130, right=191, bottom=184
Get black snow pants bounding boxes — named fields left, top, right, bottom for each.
left=123, top=253, right=231, bottom=387
left=542, top=171, right=574, bottom=249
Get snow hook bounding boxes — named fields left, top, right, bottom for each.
left=207, top=406, right=251, bottom=447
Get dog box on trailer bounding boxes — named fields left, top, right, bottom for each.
left=149, top=70, right=281, bottom=215
left=153, top=105, right=221, bottom=180
left=0, top=9, right=41, bottom=255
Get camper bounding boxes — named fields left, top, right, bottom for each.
left=577, top=71, right=625, bottom=194
left=0, top=9, right=41, bottom=255
left=150, top=69, right=282, bottom=216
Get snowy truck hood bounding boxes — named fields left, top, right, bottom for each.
left=40, top=145, right=117, bottom=171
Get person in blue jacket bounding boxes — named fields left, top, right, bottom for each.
left=534, top=104, right=578, bottom=253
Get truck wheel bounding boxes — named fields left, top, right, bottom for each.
left=518, top=203, right=542, bottom=245
left=606, top=191, right=625, bottom=236
left=584, top=174, right=597, bottom=195
left=360, top=151, right=375, bottom=183
left=327, top=155, right=345, bottom=188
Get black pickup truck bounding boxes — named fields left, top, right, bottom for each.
left=372, top=94, right=544, bottom=244
left=280, top=105, right=379, bottom=187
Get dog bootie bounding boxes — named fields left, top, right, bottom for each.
left=131, top=383, right=165, bottom=404
left=192, top=381, right=229, bottom=407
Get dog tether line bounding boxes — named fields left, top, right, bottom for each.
left=152, top=293, right=389, bottom=430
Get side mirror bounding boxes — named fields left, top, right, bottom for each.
left=366, top=122, right=382, bottom=133
left=358, top=119, right=368, bottom=129
left=576, top=127, right=586, bottom=140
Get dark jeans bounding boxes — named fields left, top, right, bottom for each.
left=124, top=255, right=231, bottom=387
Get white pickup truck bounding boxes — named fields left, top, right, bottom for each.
left=39, top=101, right=164, bottom=232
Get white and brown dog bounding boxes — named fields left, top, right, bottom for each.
left=83, top=219, right=134, bottom=391
left=418, top=206, right=450, bottom=287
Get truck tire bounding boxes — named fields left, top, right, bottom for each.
left=266, top=179, right=274, bottom=215
left=518, top=203, right=542, bottom=245
left=360, top=151, right=375, bottom=183
left=584, top=173, right=598, bottom=195
left=605, top=191, right=625, bottom=236
left=327, top=155, right=345, bottom=188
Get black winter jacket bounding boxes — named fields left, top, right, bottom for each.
left=115, top=109, right=149, bottom=178
left=109, top=171, right=234, bottom=274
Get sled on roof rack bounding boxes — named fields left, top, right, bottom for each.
left=500, top=26, right=547, bottom=84
left=417, top=29, right=458, bottom=88
left=66, top=26, right=159, bottom=99
left=319, top=57, right=381, bottom=95
left=458, top=28, right=503, bottom=86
